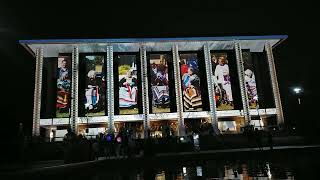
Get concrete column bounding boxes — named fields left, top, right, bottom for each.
left=265, top=41, right=284, bottom=125
left=234, top=41, right=251, bottom=124
left=172, top=44, right=185, bottom=136
left=32, top=47, right=44, bottom=136
left=71, top=46, right=79, bottom=133
left=140, top=45, right=150, bottom=138
left=107, top=45, right=115, bottom=133
left=203, top=43, right=219, bottom=135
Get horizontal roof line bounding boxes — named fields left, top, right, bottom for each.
left=19, top=35, right=288, bottom=44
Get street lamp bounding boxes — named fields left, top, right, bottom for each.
left=292, top=87, right=303, bottom=105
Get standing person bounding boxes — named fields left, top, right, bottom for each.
left=105, top=133, right=114, bottom=159
left=115, top=132, right=122, bottom=158
left=92, top=138, right=100, bottom=160
left=121, top=129, right=129, bottom=158
left=128, top=134, right=136, bottom=158
left=63, top=127, right=77, bottom=163
left=268, top=131, right=273, bottom=150
left=254, top=128, right=263, bottom=150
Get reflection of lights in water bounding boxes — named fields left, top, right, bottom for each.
left=176, top=174, right=184, bottom=180
left=49, top=131, right=54, bottom=142
left=182, top=167, right=187, bottom=175
left=136, top=173, right=141, bottom=180
left=266, top=162, right=272, bottom=179
left=196, top=166, right=202, bottom=177
left=155, top=170, right=166, bottom=180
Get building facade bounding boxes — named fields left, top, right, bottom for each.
left=20, top=35, right=287, bottom=140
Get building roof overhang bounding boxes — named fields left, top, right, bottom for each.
left=19, top=35, right=288, bottom=57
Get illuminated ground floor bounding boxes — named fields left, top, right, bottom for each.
left=41, top=111, right=277, bottom=141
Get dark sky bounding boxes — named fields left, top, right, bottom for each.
left=0, top=1, right=319, bottom=138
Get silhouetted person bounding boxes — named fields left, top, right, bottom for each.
left=144, top=137, right=153, bottom=157
left=122, top=130, right=129, bottom=158
left=115, top=132, right=122, bottom=158
left=254, top=128, right=263, bottom=150
left=104, top=133, right=114, bottom=159
left=147, top=129, right=151, bottom=138
left=245, top=125, right=254, bottom=147
left=268, top=131, right=273, bottom=150
left=63, top=127, right=77, bottom=163
left=128, top=135, right=135, bottom=158
left=77, top=134, right=90, bottom=162
left=92, top=139, right=100, bottom=160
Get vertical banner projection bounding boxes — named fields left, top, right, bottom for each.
left=56, top=56, right=72, bottom=118
left=150, top=54, right=171, bottom=113
left=242, top=52, right=258, bottom=109
left=118, top=55, right=139, bottom=115
left=84, top=55, right=106, bottom=116
left=179, top=53, right=202, bottom=111
left=211, top=53, right=234, bottom=110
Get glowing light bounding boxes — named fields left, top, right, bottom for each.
left=182, top=167, right=187, bottom=174
left=266, top=162, right=272, bottom=179
left=293, top=87, right=302, bottom=94
left=196, top=166, right=202, bottom=176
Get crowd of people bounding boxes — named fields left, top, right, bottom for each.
left=243, top=125, right=273, bottom=150
left=63, top=127, right=141, bottom=163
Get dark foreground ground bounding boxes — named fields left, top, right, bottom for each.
left=1, top=145, right=320, bottom=179
left=1, top=134, right=320, bottom=179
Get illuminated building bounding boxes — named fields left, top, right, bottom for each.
left=20, top=35, right=287, bottom=140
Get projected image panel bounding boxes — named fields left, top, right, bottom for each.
left=118, top=55, right=139, bottom=115
left=179, top=53, right=202, bottom=112
left=150, top=54, right=171, bottom=113
left=84, top=55, right=106, bottom=116
left=56, top=56, right=71, bottom=118
left=211, top=53, right=234, bottom=110
left=243, top=51, right=258, bottom=109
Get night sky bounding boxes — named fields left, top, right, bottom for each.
left=0, top=1, right=318, bottom=140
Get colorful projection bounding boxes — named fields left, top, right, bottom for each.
left=243, top=52, right=258, bottom=109
left=179, top=53, right=202, bottom=111
left=118, top=55, right=139, bottom=115
left=84, top=55, right=106, bottom=116
left=56, top=56, right=71, bottom=118
left=211, top=53, right=234, bottom=110
left=150, top=54, right=171, bottom=113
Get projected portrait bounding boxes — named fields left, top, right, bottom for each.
left=243, top=52, right=258, bottom=109
left=118, top=55, right=138, bottom=115
left=211, top=53, right=234, bottom=110
left=56, top=56, right=71, bottom=117
left=150, top=54, right=171, bottom=113
left=180, top=53, right=202, bottom=111
left=84, top=55, right=106, bottom=116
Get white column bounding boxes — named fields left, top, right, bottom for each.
left=32, top=47, right=44, bottom=136
left=140, top=45, right=150, bottom=138
left=173, top=44, right=185, bottom=136
left=234, top=41, right=251, bottom=124
left=71, top=46, right=79, bottom=134
left=107, top=45, right=115, bottom=133
left=203, top=43, right=219, bottom=135
left=265, top=41, right=284, bottom=125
